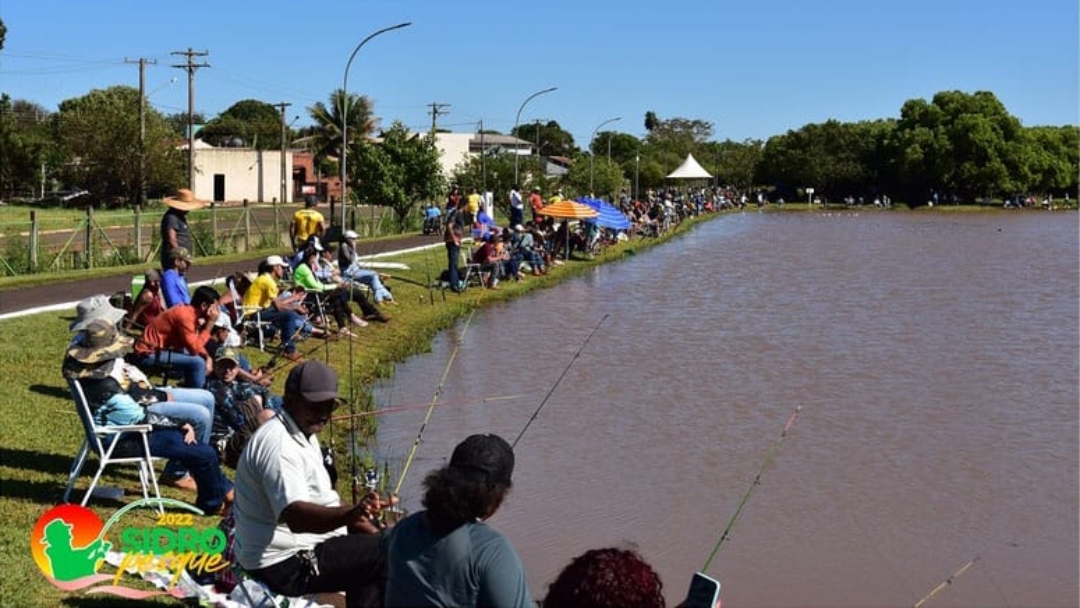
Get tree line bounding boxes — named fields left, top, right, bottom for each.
left=1, top=81, right=1075, bottom=224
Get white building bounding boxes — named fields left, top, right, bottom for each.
left=187, top=141, right=294, bottom=204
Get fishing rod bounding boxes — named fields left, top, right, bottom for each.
left=913, top=556, right=980, bottom=608
left=392, top=307, right=481, bottom=496
left=346, top=280, right=361, bottom=505
left=331, top=393, right=528, bottom=422
left=511, top=313, right=608, bottom=448
left=701, top=405, right=801, bottom=573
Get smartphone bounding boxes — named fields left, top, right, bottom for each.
left=683, top=571, right=722, bottom=608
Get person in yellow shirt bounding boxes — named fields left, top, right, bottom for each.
left=290, top=195, right=326, bottom=250
left=242, top=256, right=309, bottom=361
left=465, top=187, right=481, bottom=227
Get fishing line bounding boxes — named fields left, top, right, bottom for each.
left=701, top=405, right=801, bottom=573
left=913, top=556, right=979, bottom=608
left=331, top=393, right=529, bottom=421
left=511, top=313, right=608, bottom=449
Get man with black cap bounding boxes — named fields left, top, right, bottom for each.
left=233, top=360, right=385, bottom=608
left=383, top=433, right=533, bottom=607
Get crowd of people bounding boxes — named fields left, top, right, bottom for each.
left=59, top=189, right=722, bottom=607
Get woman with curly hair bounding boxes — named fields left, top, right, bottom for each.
left=382, top=434, right=533, bottom=607
left=544, top=547, right=667, bottom=608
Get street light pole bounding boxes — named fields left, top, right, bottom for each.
left=635, top=154, right=640, bottom=201
left=340, top=21, right=412, bottom=231
left=589, top=116, right=621, bottom=194
left=513, top=86, right=557, bottom=185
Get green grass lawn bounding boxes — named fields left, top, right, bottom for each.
left=0, top=214, right=714, bottom=605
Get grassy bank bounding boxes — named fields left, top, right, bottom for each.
left=0, top=212, right=715, bottom=605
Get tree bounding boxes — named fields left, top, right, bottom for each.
left=308, top=89, right=377, bottom=199
left=511, top=120, right=577, bottom=158
left=164, top=111, right=206, bottom=137
left=199, top=99, right=283, bottom=148
left=0, top=97, right=58, bottom=199
left=352, top=121, right=445, bottom=231
left=55, top=86, right=184, bottom=206
left=0, top=17, right=6, bottom=51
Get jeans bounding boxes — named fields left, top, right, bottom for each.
left=446, top=243, right=461, bottom=290
left=259, top=308, right=305, bottom=354
left=150, top=386, right=215, bottom=480
left=134, top=350, right=207, bottom=389
left=147, top=429, right=232, bottom=514
left=345, top=268, right=393, bottom=303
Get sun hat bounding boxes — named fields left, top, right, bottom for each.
left=213, top=313, right=231, bottom=329
left=168, top=246, right=193, bottom=263
left=70, top=294, right=128, bottom=331
left=449, top=434, right=515, bottom=485
left=266, top=255, right=287, bottom=267
left=343, top=230, right=359, bottom=240
left=307, top=236, right=324, bottom=252
left=163, top=188, right=207, bottom=211
left=514, top=224, right=524, bottom=232
left=67, top=319, right=133, bottom=364
left=285, top=360, right=340, bottom=403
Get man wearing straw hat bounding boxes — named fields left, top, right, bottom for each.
left=160, top=188, right=207, bottom=271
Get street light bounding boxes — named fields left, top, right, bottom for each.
left=589, top=116, right=621, bottom=194
left=513, top=87, right=557, bottom=185
left=339, top=21, right=412, bottom=231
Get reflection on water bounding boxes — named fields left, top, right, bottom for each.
left=375, top=211, right=1079, bottom=607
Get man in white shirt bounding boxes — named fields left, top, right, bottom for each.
left=234, top=361, right=384, bottom=607
left=509, top=184, right=524, bottom=228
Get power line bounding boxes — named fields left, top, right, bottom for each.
left=427, top=102, right=450, bottom=133
left=171, top=48, right=210, bottom=191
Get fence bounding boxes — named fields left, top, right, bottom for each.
left=0, top=202, right=403, bottom=277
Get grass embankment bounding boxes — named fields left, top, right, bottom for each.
left=0, top=213, right=715, bottom=605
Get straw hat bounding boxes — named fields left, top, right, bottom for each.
left=67, top=319, right=133, bottom=364
left=164, top=188, right=207, bottom=211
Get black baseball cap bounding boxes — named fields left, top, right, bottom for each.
left=285, top=360, right=340, bottom=402
left=449, top=434, right=514, bottom=485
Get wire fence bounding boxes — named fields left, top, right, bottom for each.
left=0, top=202, right=403, bottom=277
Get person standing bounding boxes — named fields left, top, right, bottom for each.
left=383, top=434, right=532, bottom=607
left=465, top=187, right=481, bottom=228
left=160, top=188, right=206, bottom=271
left=509, top=184, right=524, bottom=228
left=234, top=361, right=388, bottom=608
left=291, top=195, right=327, bottom=250
left=529, top=187, right=544, bottom=223
left=443, top=208, right=464, bottom=293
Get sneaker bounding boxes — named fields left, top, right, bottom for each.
left=164, top=474, right=198, bottom=493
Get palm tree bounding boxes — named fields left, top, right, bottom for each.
left=307, top=89, right=377, bottom=172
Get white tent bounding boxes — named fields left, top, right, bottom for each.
left=666, top=153, right=712, bottom=179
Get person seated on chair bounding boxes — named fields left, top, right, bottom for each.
left=293, top=245, right=366, bottom=337
left=472, top=232, right=505, bottom=288
left=63, top=318, right=231, bottom=511
left=423, top=202, right=442, bottom=235
left=513, top=224, right=546, bottom=275
left=242, top=255, right=314, bottom=362
left=132, top=285, right=220, bottom=389
left=205, top=346, right=280, bottom=469
left=161, top=247, right=194, bottom=308
left=234, top=361, right=388, bottom=608
left=383, top=434, right=532, bottom=608
left=124, top=269, right=165, bottom=332
left=496, top=230, right=525, bottom=281
left=205, top=314, right=270, bottom=387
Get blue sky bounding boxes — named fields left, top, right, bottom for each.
left=2, top=0, right=1077, bottom=148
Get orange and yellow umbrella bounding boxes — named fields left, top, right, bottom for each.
left=537, top=199, right=599, bottom=220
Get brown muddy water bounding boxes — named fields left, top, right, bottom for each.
left=373, top=211, right=1079, bottom=607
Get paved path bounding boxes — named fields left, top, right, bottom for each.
left=0, top=233, right=443, bottom=319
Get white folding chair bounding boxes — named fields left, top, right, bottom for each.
left=63, top=378, right=164, bottom=512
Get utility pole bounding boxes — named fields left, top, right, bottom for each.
left=275, top=102, right=292, bottom=246
left=427, top=102, right=450, bottom=135
left=126, top=58, right=157, bottom=209
left=171, top=48, right=209, bottom=192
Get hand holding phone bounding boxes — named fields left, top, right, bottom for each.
left=683, top=571, right=721, bottom=608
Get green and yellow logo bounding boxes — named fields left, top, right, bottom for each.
left=30, top=499, right=228, bottom=600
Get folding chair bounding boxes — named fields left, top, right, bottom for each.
left=63, top=377, right=164, bottom=512
left=461, top=246, right=485, bottom=289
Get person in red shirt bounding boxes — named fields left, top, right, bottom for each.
left=529, top=188, right=544, bottom=223
left=133, top=285, right=221, bottom=388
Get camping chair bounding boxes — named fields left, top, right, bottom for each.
left=63, top=377, right=164, bottom=513
left=227, top=277, right=276, bottom=351
left=461, top=246, right=484, bottom=289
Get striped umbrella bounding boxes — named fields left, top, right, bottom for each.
left=538, top=200, right=598, bottom=260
